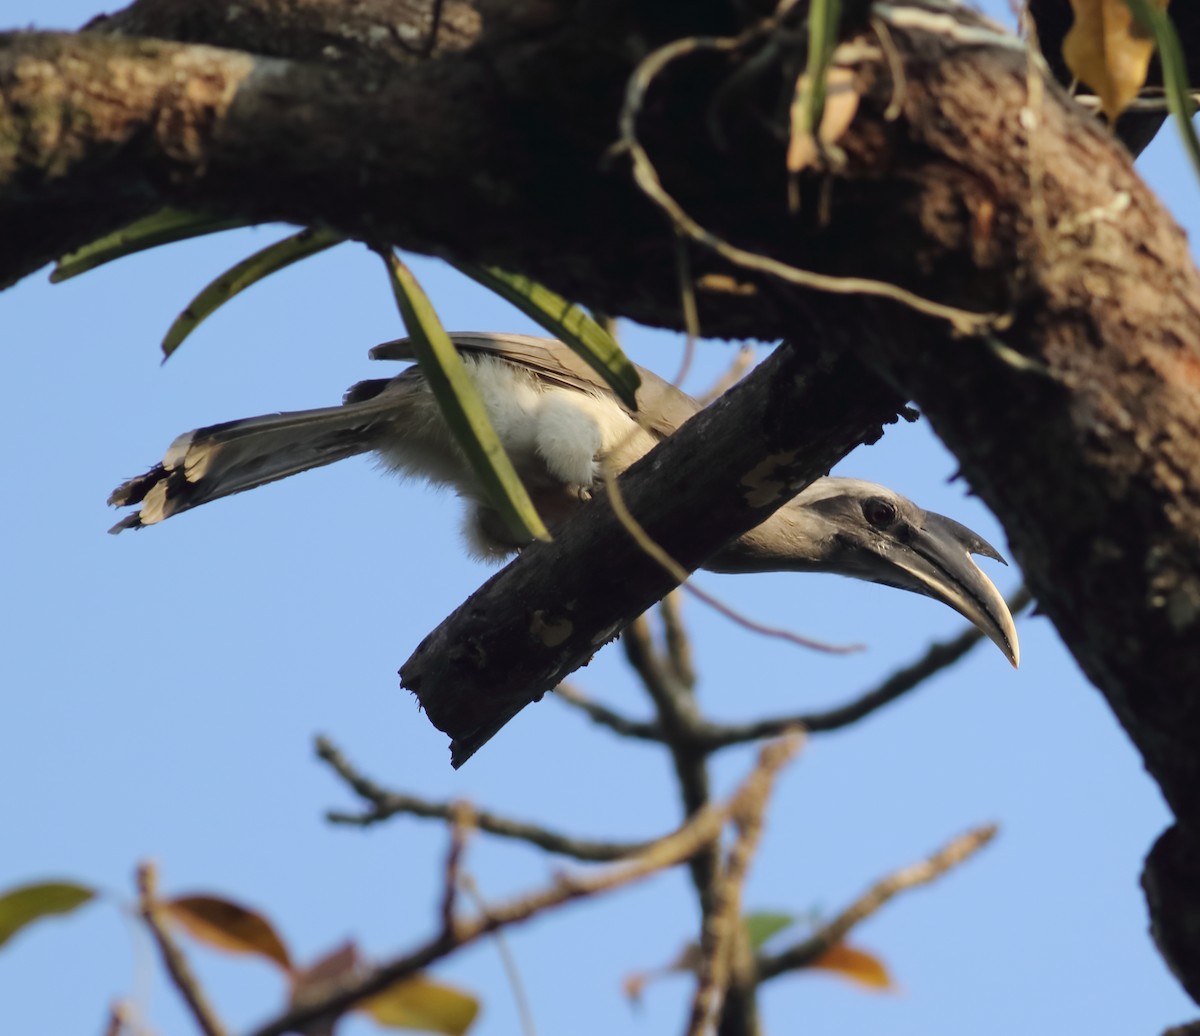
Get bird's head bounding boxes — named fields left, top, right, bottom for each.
left=794, top=479, right=1019, bottom=666
left=708, top=478, right=1020, bottom=666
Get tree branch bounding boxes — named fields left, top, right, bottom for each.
left=136, top=862, right=228, bottom=1036
left=756, top=823, right=998, bottom=982
left=316, top=736, right=651, bottom=862
left=690, top=586, right=1033, bottom=749
left=8, top=0, right=1200, bottom=1001
left=246, top=736, right=801, bottom=1036
left=403, top=344, right=902, bottom=766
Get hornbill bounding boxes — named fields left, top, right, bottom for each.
left=108, top=333, right=1020, bottom=665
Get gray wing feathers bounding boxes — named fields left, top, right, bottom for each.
left=372, top=332, right=702, bottom=439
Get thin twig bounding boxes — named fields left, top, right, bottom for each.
left=100, top=1002, right=131, bottom=1036
left=618, top=23, right=1003, bottom=335
left=601, top=455, right=859, bottom=655
left=683, top=581, right=863, bottom=654
left=871, top=14, right=907, bottom=121
left=757, top=823, right=998, bottom=981
left=558, top=587, right=1031, bottom=751
left=136, top=863, right=228, bottom=1036
left=440, top=803, right=475, bottom=932
left=621, top=616, right=718, bottom=905
left=317, top=737, right=650, bottom=861
left=398, top=0, right=446, bottom=56
left=660, top=592, right=696, bottom=689
left=672, top=232, right=699, bottom=388
left=553, top=682, right=663, bottom=740
left=689, top=586, right=1032, bottom=750
left=686, top=731, right=797, bottom=1035
left=697, top=346, right=754, bottom=406
left=461, top=875, right=538, bottom=1036
left=247, top=738, right=801, bottom=1036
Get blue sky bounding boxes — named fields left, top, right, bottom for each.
left=2, top=3, right=1196, bottom=1035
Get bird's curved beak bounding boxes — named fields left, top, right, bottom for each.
left=882, top=511, right=1020, bottom=667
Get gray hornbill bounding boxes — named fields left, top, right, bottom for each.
left=109, top=333, right=1019, bottom=665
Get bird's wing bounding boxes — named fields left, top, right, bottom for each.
left=370, top=332, right=702, bottom=440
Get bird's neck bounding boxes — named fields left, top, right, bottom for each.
left=702, top=502, right=830, bottom=575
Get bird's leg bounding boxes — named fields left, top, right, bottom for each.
left=533, top=395, right=605, bottom=497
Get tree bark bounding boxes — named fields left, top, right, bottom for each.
left=4, top=0, right=1200, bottom=1008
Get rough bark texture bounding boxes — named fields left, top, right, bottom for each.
left=4, top=0, right=1200, bottom=1014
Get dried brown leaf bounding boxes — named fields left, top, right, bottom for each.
left=164, top=894, right=292, bottom=971
left=809, top=942, right=895, bottom=991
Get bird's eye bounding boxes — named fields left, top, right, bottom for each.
left=862, top=498, right=898, bottom=528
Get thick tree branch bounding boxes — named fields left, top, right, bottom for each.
left=85, top=0, right=481, bottom=64
left=402, top=344, right=902, bottom=765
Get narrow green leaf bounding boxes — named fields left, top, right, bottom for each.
left=798, top=0, right=842, bottom=141
left=52, top=208, right=250, bottom=283
left=0, top=881, right=96, bottom=950
left=359, top=974, right=480, bottom=1035
left=452, top=263, right=641, bottom=409
left=1123, top=0, right=1200, bottom=181
left=744, top=911, right=796, bottom=950
left=161, top=228, right=345, bottom=358
left=380, top=252, right=550, bottom=544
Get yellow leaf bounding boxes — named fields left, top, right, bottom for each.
left=163, top=894, right=292, bottom=972
left=359, top=974, right=480, bottom=1035
left=809, top=942, right=895, bottom=992
left=1062, top=0, right=1168, bottom=122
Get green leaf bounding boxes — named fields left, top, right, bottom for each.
left=380, top=251, right=551, bottom=544
left=743, top=911, right=796, bottom=950
left=0, top=881, right=96, bottom=950
left=162, top=227, right=345, bottom=358
left=359, top=974, right=480, bottom=1035
left=1122, top=0, right=1200, bottom=181
left=452, top=263, right=641, bottom=409
left=797, top=0, right=843, bottom=143
left=52, top=209, right=250, bottom=283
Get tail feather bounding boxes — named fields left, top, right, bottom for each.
left=108, top=399, right=400, bottom=533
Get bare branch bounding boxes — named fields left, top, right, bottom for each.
left=440, top=803, right=475, bottom=932
left=691, top=586, right=1033, bottom=750
left=100, top=1001, right=132, bottom=1036
left=756, top=824, right=999, bottom=982
left=659, top=592, right=697, bottom=689
left=316, top=736, right=651, bottom=862
left=247, top=737, right=801, bottom=1036
left=558, top=588, right=1031, bottom=752
left=136, top=862, right=228, bottom=1036
left=553, top=682, right=663, bottom=741
left=460, top=876, right=539, bottom=1036
left=622, top=615, right=720, bottom=911
left=686, top=731, right=795, bottom=1036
